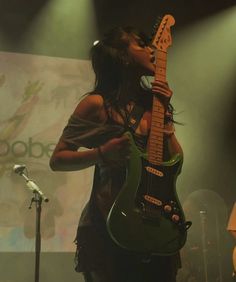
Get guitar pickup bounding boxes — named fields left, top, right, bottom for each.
left=145, top=166, right=164, bottom=177
left=144, top=195, right=163, bottom=207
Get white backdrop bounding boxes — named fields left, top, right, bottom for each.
left=0, top=51, right=94, bottom=252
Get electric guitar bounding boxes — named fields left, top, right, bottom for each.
left=106, top=15, right=191, bottom=255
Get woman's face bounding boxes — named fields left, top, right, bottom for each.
left=126, top=34, right=155, bottom=76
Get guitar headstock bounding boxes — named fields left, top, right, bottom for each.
left=151, top=14, right=175, bottom=52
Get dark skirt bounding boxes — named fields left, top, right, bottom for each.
left=74, top=224, right=181, bottom=282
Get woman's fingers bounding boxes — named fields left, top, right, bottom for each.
left=151, top=80, right=172, bottom=98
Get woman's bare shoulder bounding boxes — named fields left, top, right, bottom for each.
left=73, top=93, right=106, bottom=122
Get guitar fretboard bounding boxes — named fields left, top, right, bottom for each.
left=155, top=50, right=167, bottom=83
left=148, top=50, right=167, bottom=165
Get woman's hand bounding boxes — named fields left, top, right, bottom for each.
left=99, top=135, right=131, bottom=166
left=151, top=80, right=173, bottom=100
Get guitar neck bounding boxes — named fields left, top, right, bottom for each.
left=148, top=50, right=167, bottom=165
left=155, top=50, right=167, bottom=83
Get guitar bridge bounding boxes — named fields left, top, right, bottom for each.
left=139, top=197, right=163, bottom=224
left=140, top=203, right=161, bottom=225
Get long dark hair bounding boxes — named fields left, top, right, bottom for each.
left=90, top=27, right=150, bottom=106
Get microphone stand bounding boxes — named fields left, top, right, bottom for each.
left=29, top=191, right=42, bottom=282
left=16, top=168, right=49, bottom=282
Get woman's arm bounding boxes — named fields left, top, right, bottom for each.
left=163, top=120, right=183, bottom=158
left=167, top=132, right=183, bottom=157
left=49, top=94, right=106, bottom=171
left=49, top=94, right=130, bottom=171
left=49, top=140, right=102, bottom=171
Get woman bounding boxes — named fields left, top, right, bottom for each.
left=50, top=26, right=183, bottom=282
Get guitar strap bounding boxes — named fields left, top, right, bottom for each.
left=127, top=104, right=145, bottom=132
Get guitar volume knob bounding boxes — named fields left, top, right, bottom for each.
left=171, top=214, right=180, bottom=222
left=164, top=205, right=172, bottom=213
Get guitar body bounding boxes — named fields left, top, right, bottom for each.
left=107, top=132, right=187, bottom=255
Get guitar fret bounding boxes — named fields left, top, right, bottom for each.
left=149, top=143, right=163, bottom=149
left=152, top=108, right=164, bottom=113
left=153, top=153, right=163, bottom=159
left=152, top=106, right=164, bottom=112
left=152, top=113, right=164, bottom=118
left=152, top=156, right=163, bottom=160
left=152, top=118, right=163, bottom=123
left=151, top=124, right=164, bottom=129
left=149, top=139, right=163, bottom=144
left=149, top=152, right=163, bottom=157
left=151, top=125, right=164, bottom=130
left=149, top=134, right=163, bottom=139
left=149, top=159, right=162, bottom=165
left=149, top=140, right=163, bottom=145
left=156, top=51, right=167, bottom=61
left=155, top=74, right=166, bottom=82
left=149, top=146, right=163, bottom=152
left=156, top=69, right=166, bottom=76
left=150, top=131, right=163, bottom=137
left=156, top=60, right=166, bottom=68
left=149, top=155, right=163, bottom=161
left=155, top=144, right=163, bottom=148
left=148, top=143, right=163, bottom=149
left=155, top=147, right=163, bottom=152
left=148, top=150, right=163, bottom=156
left=149, top=141, right=163, bottom=146
left=152, top=114, right=163, bottom=119
left=152, top=113, right=163, bottom=118
left=149, top=143, right=163, bottom=148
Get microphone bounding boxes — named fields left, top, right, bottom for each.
left=13, top=164, right=26, bottom=174
left=26, top=180, right=49, bottom=202
left=12, top=164, right=49, bottom=202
